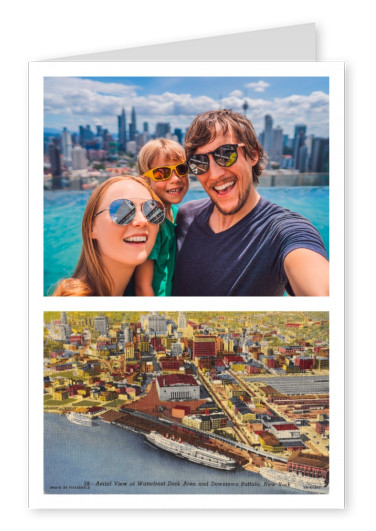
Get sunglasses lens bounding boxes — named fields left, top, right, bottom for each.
left=152, top=167, right=172, bottom=181
left=109, top=199, right=135, bottom=225
left=214, top=145, right=238, bottom=167
left=142, top=200, right=165, bottom=224
left=176, top=162, right=189, bottom=177
left=188, top=155, right=209, bottom=176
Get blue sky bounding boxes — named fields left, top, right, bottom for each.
left=44, top=76, right=329, bottom=138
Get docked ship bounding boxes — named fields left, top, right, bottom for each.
left=259, top=467, right=328, bottom=493
left=66, top=411, right=93, bottom=427
left=145, top=431, right=236, bottom=470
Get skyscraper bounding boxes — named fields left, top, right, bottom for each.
left=263, top=115, right=273, bottom=165
left=72, top=146, right=88, bottom=170
left=61, top=127, right=72, bottom=168
left=155, top=122, right=171, bottom=138
left=129, top=107, right=137, bottom=141
left=271, top=126, right=283, bottom=166
left=79, top=125, right=94, bottom=146
left=178, top=312, right=187, bottom=330
left=148, top=312, right=167, bottom=335
left=121, top=323, right=133, bottom=342
left=293, top=125, right=307, bottom=170
left=94, top=315, right=109, bottom=336
left=96, top=124, right=103, bottom=138
left=118, top=108, right=127, bottom=151
left=171, top=342, right=183, bottom=356
left=297, top=145, right=308, bottom=173
left=136, top=133, right=150, bottom=151
left=311, top=138, right=329, bottom=173
left=48, top=142, right=62, bottom=189
left=174, top=128, right=183, bottom=144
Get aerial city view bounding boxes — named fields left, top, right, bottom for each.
left=44, top=311, right=329, bottom=495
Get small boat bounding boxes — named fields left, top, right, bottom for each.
left=66, top=411, right=93, bottom=426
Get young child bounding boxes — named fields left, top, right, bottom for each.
left=135, top=138, right=189, bottom=296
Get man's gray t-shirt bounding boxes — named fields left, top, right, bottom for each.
left=172, top=197, right=328, bottom=296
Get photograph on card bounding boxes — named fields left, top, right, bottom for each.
left=43, top=310, right=330, bottom=495
left=44, top=76, right=329, bottom=297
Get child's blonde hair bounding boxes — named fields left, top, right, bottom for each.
left=137, top=138, right=186, bottom=175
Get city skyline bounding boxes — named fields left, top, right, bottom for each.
left=44, top=76, right=329, bottom=139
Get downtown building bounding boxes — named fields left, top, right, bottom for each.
left=118, top=108, right=127, bottom=151
left=192, top=335, right=216, bottom=360
left=156, top=374, right=200, bottom=401
left=129, top=107, right=137, bottom=141
left=61, top=127, right=73, bottom=168
left=147, top=312, right=167, bottom=335
left=177, top=312, right=187, bottom=330
left=48, top=141, right=62, bottom=189
left=94, top=315, right=109, bottom=336
left=72, top=146, right=88, bottom=170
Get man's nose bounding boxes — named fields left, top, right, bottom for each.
left=207, top=155, right=226, bottom=179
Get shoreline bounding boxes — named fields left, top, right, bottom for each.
left=45, top=409, right=327, bottom=493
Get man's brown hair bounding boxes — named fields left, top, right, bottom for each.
left=184, top=109, right=266, bottom=185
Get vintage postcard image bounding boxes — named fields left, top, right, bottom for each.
left=37, top=310, right=342, bottom=509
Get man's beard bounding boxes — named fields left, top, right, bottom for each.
left=210, top=179, right=252, bottom=216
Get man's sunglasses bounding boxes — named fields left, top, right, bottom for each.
left=187, top=144, right=244, bottom=176
left=143, top=162, right=189, bottom=182
left=94, top=199, right=165, bottom=225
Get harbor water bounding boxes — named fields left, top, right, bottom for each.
left=44, top=412, right=306, bottom=495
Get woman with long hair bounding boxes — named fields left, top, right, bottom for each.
left=53, top=175, right=165, bottom=296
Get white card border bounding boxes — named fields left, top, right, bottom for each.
left=29, top=61, right=344, bottom=509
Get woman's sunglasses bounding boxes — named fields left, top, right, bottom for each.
left=94, top=199, right=165, bottom=225
left=187, top=143, right=244, bottom=176
left=143, top=162, right=189, bottom=182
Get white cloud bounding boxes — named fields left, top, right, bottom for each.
left=44, top=78, right=329, bottom=138
left=245, top=80, right=271, bottom=93
left=229, top=90, right=243, bottom=98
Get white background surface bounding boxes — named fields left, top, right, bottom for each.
left=28, top=60, right=344, bottom=510
left=1, top=0, right=371, bottom=526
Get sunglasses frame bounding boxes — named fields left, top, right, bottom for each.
left=143, top=162, right=189, bottom=182
left=94, top=198, right=166, bottom=225
left=187, top=143, right=245, bottom=176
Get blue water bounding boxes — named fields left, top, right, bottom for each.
left=44, top=413, right=303, bottom=495
left=44, top=186, right=329, bottom=295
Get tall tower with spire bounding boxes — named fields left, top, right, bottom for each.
left=118, top=108, right=127, bottom=151
left=129, top=107, right=137, bottom=141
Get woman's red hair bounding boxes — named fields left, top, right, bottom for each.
left=53, top=175, right=160, bottom=296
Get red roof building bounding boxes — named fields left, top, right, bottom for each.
left=288, top=452, right=329, bottom=480
left=156, top=374, right=200, bottom=401
left=294, top=357, right=314, bottom=370
left=192, top=335, right=216, bottom=360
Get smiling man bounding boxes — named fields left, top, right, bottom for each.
left=172, top=109, right=329, bottom=296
